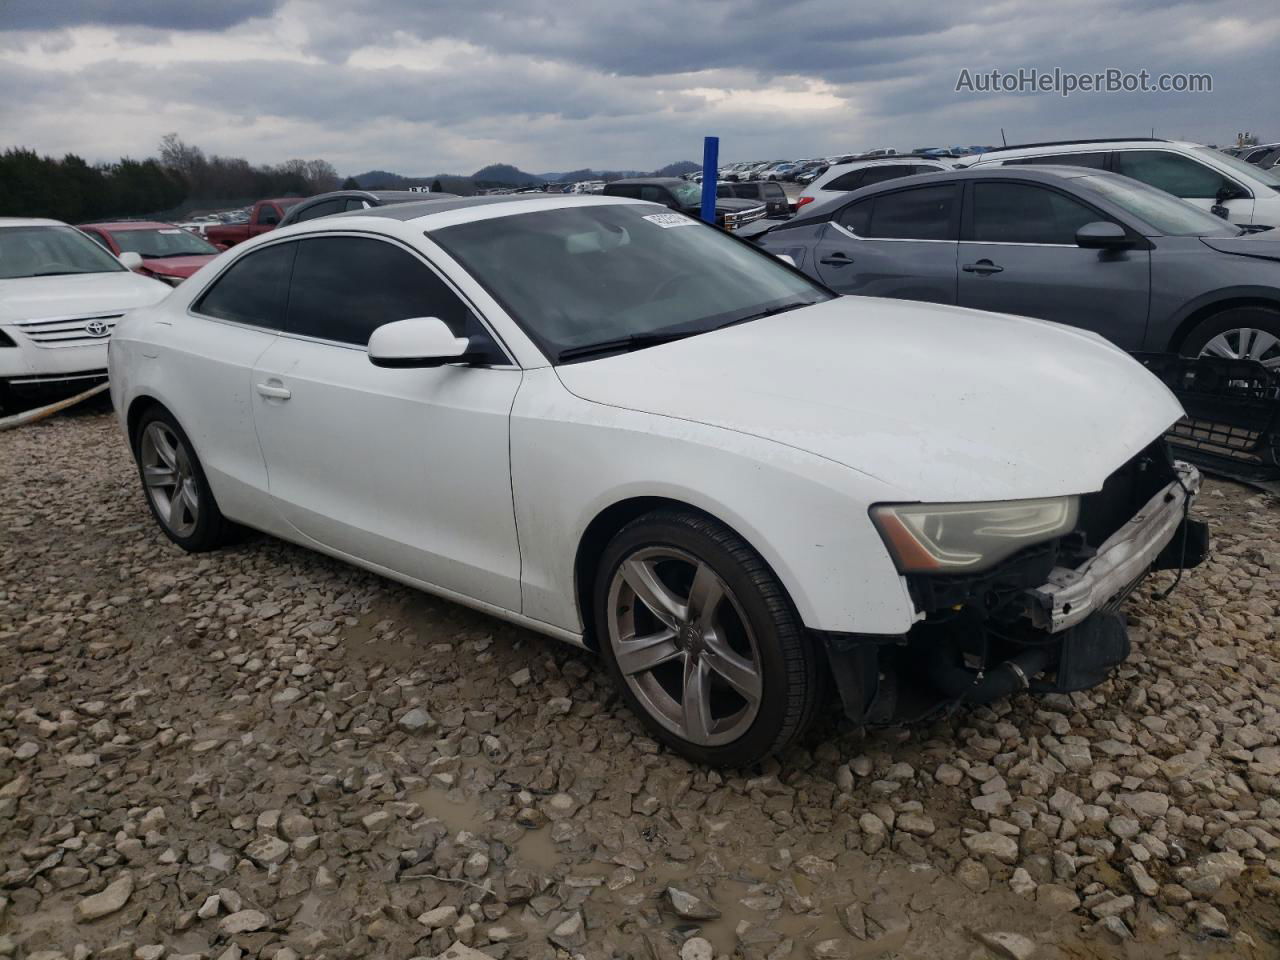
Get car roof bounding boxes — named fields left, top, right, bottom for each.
left=293, top=189, right=457, bottom=205
left=0, top=217, right=66, bottom=228
left=79, top=220, right=177, bottom=231
left=788, top=164, right=1111, bottom=226
left=972, top=138, right=1201, bottom=161
left=326, top=194, right=642, bottom=227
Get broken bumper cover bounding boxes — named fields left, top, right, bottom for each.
left=1027, top=462, right=1203, bottom=633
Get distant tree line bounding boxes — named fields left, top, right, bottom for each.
left=0, top=134, right=342, bottom=223
left=0, top=149, right=185, bottom=223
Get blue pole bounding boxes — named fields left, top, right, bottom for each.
left=699, top=136, right=719, bottom=225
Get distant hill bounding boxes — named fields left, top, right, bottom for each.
left=655, top=160, right=700, bottom=177
left=346, top=159, right=703, bottom=193
left=472, top=163, right=543, bottom=187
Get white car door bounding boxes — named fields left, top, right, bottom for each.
left=249, top=233, right=524, bottom=611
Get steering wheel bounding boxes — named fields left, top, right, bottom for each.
left=650, top=271, right=700, bottom=302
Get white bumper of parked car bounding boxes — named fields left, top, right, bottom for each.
left=0, top=326, right=110, bottom=383
left=1029, top=461, right=1201, bottom=633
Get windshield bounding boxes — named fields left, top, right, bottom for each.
left=1080, top=175, right=1241, bottom=237
left=110, top=227, right=218, bottom=258
left=1197, top=146, right=1280, bottom=188
left=669, top=182, right=703, bottom=207
left=432, top=203, right=832, bottom=362
left=0, top=225, right=126, bottom=279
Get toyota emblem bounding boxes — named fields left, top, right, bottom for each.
left=85, top=320, right=110, bottom=338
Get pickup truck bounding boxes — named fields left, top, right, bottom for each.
left=203, top=198, right=305, bottom=248
left=602, top=178, right=766, bottom=231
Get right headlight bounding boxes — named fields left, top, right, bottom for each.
left=870, top=496, right=1079, bottom=574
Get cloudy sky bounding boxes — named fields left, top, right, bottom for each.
left=1, top=0, right=1276, bottom=176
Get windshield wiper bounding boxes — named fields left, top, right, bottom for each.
left=714, top=299, right=816, bottom=330
left=27, top=270, right=83, bottom=277
left=557, top=331, right=693, bottom=363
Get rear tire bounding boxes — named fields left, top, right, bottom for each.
left=131, top=405, right=234, bottom=552
left=594, top=509, right=821, bottom=767
left=1179, top=306, right=1280, bottom=371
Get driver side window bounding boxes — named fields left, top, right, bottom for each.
left=257, top=205, right=281, bottom=226
left=284, top=236, right=503, bottom=360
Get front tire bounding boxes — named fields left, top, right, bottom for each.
left=594, top=509, right=821, bottom=767
left=1179, top=306, right=1280, bottom=372
left=132, top=406, right=233, bottom=552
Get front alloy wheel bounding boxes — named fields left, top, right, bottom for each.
left=607, top=546, right=763, bottom=746
left=1196, top=327, right=1280, bottom=371
left=595, top=509, right=821, bottom=766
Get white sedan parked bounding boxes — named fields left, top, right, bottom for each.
left=109, top=195, right=1205, bottom=765
left=1, top=218, right=169, bottom=407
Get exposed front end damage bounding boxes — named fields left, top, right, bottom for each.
left=823, top=443, right=1209, bottom=725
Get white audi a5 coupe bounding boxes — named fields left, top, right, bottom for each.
left=0, top=218, right=170, bottom=408
left=109, top=195, right=1206, bottom=766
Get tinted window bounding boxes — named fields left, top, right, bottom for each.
left=732, top=184, right=760, bottom=199
left=764, top=183, right=786, bottom=200
left=911, top=164, right=945, bottom=175
left=285, top=236, right=482, bottom=348
left=866, top=185, right=957, bottom=240
left=606, top=184, right=642, bottom=199
left=1003, top=152, right=1109, bottom=170
left=343, top=198, right=369, bottom=211
left=859, top=164, right=918, bottom=187
left=1115, top=150, right=1232, bottom=199
left=836, top=199, right=872, bottom=236
left=256, top=204, right=282, bottom=226
left=823, top=170, right=864, bottom=192
left=294, top=199, right=344, bottom=223
left=195, top=242, right=295, bottom=328
left=639, top=186, right=671, bottom=205
left=433, top=204, right=830, bottom=361
left=716, top=184, right=733, bottom=198
left=971, top=182, right=1105, bottom=244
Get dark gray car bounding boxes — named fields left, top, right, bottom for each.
left=758, top=166, right=1280, bottom=367
left=277, top=189, right=457, bottom=228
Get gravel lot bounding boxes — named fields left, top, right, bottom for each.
left=2, top=409, right=1279, bottom=960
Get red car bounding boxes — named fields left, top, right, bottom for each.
left=78, top=221, right=221, bottom=285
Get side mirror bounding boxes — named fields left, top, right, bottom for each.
left=1075, top=221, right=1133, bottom=250
left=118, top=251, right=144, bottom=270
left=368, top=317, right=471, bottom=368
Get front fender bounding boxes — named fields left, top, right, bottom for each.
left=510, top=369, right=918, bottom=637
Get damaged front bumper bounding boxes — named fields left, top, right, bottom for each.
left=1026, top=461, right=1203, bottom=633
left=822, top=458, right=1209, bottom=725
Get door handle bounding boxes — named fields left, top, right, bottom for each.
left=962, top=259, right=1004, bottom=275
left=819, top=252, right=855, bottom=266
left=256, top=382, right=291, bottom=400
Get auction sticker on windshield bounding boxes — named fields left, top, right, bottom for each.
left=643, top=213, right=697, bottom=228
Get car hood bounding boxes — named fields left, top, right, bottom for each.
left=554, top=297, right=1184, bottom=502
left=138, top=255, right=215, bottom=278
left=0, top=270, right=170, bottom=323
left=1200, top=231, right=1280, bottom=263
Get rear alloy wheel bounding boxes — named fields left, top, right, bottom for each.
left=595, top=510, right=821, bottom=766
left=1182, top=307, right=1280, bottom=372
left=133, top=407, right=233, bottom=551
